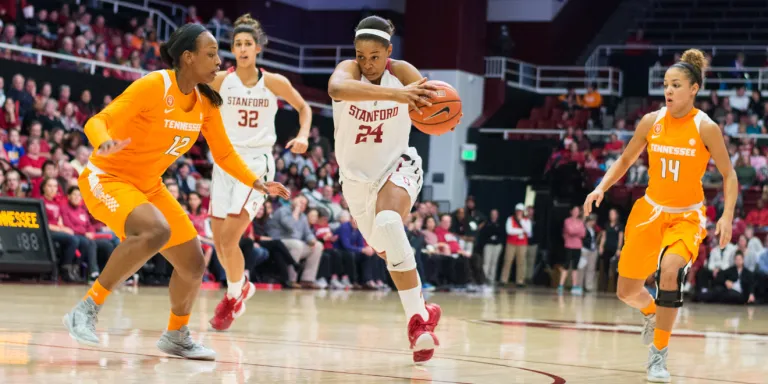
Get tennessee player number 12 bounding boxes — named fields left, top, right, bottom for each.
left=165, top=136, right=190, bottom=157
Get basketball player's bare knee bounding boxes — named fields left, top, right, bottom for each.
left=217, top=227, right=242, bottom=256
left=219, top=214, right=250, bottom=255
left=218, top=241, right=240, bottom=259
left=616, top=284, right=640, bottom=304
left=616, top=277, right=644, bottom=304
left=375, top=210, right=415, bottom=272
left=141, top=221, right=171, bottom=252
left=616, top=287, right=633, bottom=303
left=179, top=251, right=207, bottom=282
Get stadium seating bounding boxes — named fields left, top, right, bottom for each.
left=640, top=0, right=768, bottom=44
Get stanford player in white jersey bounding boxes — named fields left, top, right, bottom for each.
left=207, top=14, right=312, bottom=331
left=328, top=15, right=445, bottom=364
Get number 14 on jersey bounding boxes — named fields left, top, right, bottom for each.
left=660, top=157, right=680, bottom=181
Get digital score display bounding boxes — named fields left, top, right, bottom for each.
left=0, top=198, right=56, bottom=275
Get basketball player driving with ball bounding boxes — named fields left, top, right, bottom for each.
left=328, top=15, right=448, bottom=364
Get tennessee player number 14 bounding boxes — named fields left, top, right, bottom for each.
left=659, top=158, right=680, bottom=181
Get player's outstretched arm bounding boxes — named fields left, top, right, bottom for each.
left=701, top=120, right=737, bottom=248
left=202, top=106, right=290, bottom=199
left=328, top=60, right=438, bottom=110
left=584, top=112, right=655, bottom=215
left=266, top=73, right=312, bottom=153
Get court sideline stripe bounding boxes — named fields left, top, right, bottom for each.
left=0, top=324, right=756, bottom=384
left=0, top=340, right=471, bottom=384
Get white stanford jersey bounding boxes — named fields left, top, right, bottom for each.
left=219, top=68, right=279, bottom=149
left=332, top=60, right=411, bottom=182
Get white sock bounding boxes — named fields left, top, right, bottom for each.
left=227, top=275, right=245, bottom=299
left=398, top=274, right=429, bottom=322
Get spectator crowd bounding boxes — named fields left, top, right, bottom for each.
left=0, top=2, right=764, bottom=305
left=0, top=3, right=243, bottom=80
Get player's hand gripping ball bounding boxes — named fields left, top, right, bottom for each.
left=409, top=80, right=463, bottom=135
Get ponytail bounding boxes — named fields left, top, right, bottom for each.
left=198, top=83, right=222, bottom=107
left=159, top=43, right=173, bottom=68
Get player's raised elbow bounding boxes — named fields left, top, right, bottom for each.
left=328, top=82, right=342, bottom=100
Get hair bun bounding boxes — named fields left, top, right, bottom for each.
left=681, top=48, right=708, bottom=73
left=233, top=13, right=267, bottom=45
left=234, top=13, right=259, bottom=29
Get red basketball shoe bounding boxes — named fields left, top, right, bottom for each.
left=209, top=278, right=256, bottom=331
left=408, top=302, right=441, bottom=364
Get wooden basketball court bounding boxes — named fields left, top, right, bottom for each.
left=0, top=284, right=764, bottom=383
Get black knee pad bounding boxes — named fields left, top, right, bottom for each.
left=654, top=248, right=687, bottom=308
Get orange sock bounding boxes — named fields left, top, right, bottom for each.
left=653, top=328, right=671, bottom=350
left=84, top=279, right=111, bottom=306
left=640, top=300, right=657, bottom=316
left=167, top=312, right=191, bottom=331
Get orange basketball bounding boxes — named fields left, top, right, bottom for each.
left=409, top=80, right=462, bottom=135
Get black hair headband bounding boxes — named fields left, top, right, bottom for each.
left=166, top=23, right=208, bottom=60
left=672, top=62, right=702, bottom=86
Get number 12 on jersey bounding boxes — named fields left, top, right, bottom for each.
left=660, top=157, right=680, bottom=181
left=165, top=136, right=190, bottom=157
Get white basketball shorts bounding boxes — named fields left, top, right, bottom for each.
left=210, top=147, right=275, bottom=220
left=340, top=147, right=423, bottom=253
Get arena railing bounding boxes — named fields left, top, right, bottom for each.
left=647, top=65, right=768, bottom=96
left=72, top=2, right=354, bottom=75
left=480, top=128, right=623, bottom=139
left=0, top=42, right=335, bottom=111
left=478, top=127, right=768, bottom=140
left=484, top=57, right=623, bottom=96
left=585, top=44, right=768, bottom=74
left=206, top=24, right=355, bottom=75
left=75, top=0, right=178, bottom=41
left=0, top=42, right=148, bottom=77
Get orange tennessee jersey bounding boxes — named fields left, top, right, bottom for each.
left=84, top=70, right=258, bottom=191
left=644, top=107, right=711, bottom=207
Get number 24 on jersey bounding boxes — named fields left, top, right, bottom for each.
left=355, top=123, right=383, bottom=144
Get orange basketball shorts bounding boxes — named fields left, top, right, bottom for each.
left=618, top=195, right=707, bottom=280
left=78, top=165, right=197, bottom=250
